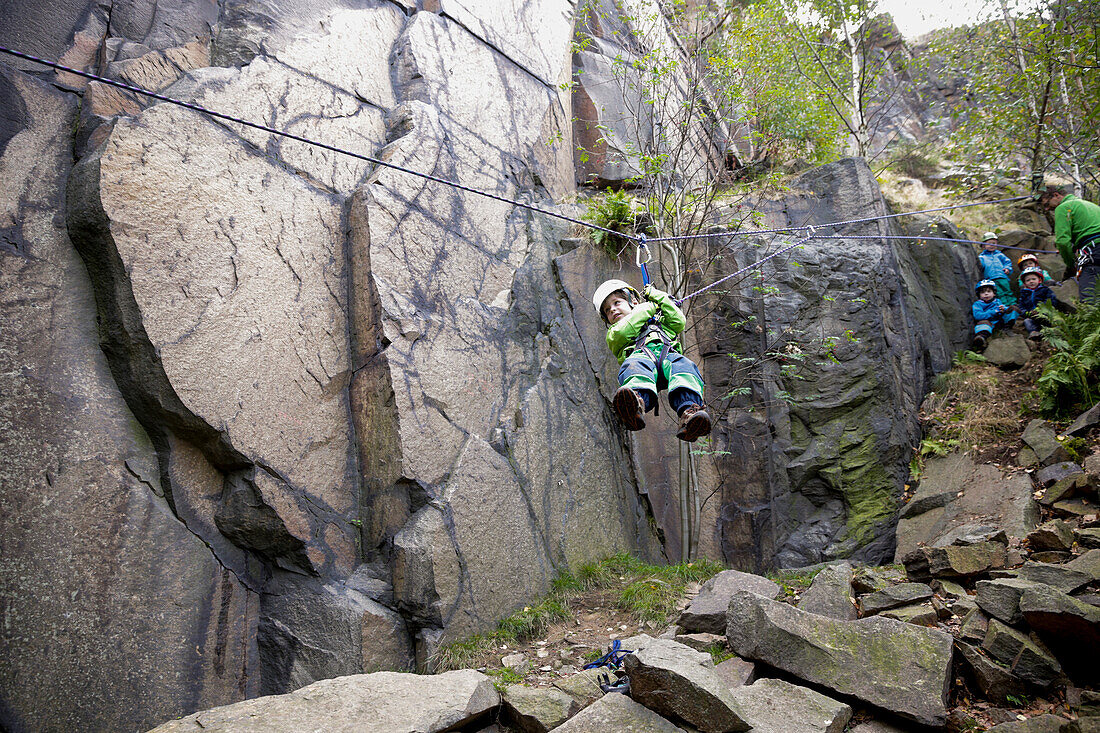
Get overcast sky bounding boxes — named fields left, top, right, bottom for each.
left=878, top=0, right=1042, bottom=39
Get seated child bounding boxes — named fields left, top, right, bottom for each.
left=978, top=232, right=1016, bottom=306
left=971, top=278, right=1016, bottom=350
left=1015, top=266, right=1060, bottom=341
left=1015, top=253, right=1055, bottom=289
left=592, top=279, right=711, bottom=442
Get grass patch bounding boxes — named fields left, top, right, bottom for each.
left=923, top=359, right=1020, bottom=451
left=432, top=553, right=726, bottom=670
left=706, top=643, right=736, bottom=665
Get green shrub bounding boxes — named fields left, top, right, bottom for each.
left=584, top=189, right=647, bottom=258
left=1031, top=301, right=1100, bottom=417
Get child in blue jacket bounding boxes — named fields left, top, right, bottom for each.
left=1015, top=267, right=1060, bottom=341
left=592, top=279, right=711, bottom=442
left=978, top=232, right=1016, bottom=306
left=971, top=279, right=1016, bottom=350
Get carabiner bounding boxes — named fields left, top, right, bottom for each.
left=636, top=235, right=652, bottom=287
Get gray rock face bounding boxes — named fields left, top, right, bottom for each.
left=0, top=66, right=259, bottom=733
left=677, top=570, right=780, bottom=634
left=895, top=453, right=1037, bottom=561
left=799, top=562, right=858, bottom=620
left=726, top=591, right=954, bottom=726
left=553, top=693, right=688, bottom=733
left=1015, top=562, right=1092, bottom=594
left=696, top=159, right=978, bottom=569
left=714, top=658, right=756, bottom=690
left=148, top=669, right=499, bottom=732
left=730, top=678, right=852, bottom=733
left=987, top=715, right=1079, bottom=733
left=624, top=638, right=751, bottom=733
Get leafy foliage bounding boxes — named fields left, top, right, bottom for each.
left=583, top=189, right=648, bottom=258
left=1030, top=301, right=1100, bottom=416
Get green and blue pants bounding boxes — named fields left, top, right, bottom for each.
left=619, top=342, right=704, bottom=415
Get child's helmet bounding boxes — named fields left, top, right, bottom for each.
left=974, top=279, right=997, bottom=294
left=1020, top=266, right=1044, bottom=281
left=592, top=279, right=640, bottom=318
left=982, top=231, right=998, bottom=242
left=1017, top=253, right=1039, bottom=267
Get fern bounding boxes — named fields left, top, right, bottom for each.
left=1030, top=301, right=1100, bottom=416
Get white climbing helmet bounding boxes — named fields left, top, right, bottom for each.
left=1020, top=266, right=1044, bottom=281
left=975, top=279, right=997, bottom=294
left=592, top=279, right=639, bottom=320
left=982, top=231, right=999, bottom=242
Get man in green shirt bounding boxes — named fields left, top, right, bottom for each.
left=1040, top=185, right=1100, bottom=303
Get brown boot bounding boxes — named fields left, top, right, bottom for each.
left=613, top=386, right=646, bottom=431
left=676, top=404, right=711, bottom=442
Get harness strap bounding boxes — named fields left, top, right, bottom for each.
left=632, top=319, right=672, bottom=415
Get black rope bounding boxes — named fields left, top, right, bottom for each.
left=0, top=45, right=635, bottom=242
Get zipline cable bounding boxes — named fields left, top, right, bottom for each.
left=0, top=46, right=1048, bottom=301
left=645, top=195, right=1032, bottom=243
left=800, top=233, right=1056, bottom=255
left=676, top=231, right=817, bottom=304
left=0, top=45, right=634, bottom=243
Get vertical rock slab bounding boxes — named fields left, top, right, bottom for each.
left=726, top=591, right=953, bottom=727
left=67, top=98, right=359, bottom=575
left=0, top=69, right=258, bottom=733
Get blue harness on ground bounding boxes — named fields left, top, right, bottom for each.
left=584, top=639, right=633, bottom=695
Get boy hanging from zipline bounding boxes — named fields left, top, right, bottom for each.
left=592, top=279, right=711, bottom=442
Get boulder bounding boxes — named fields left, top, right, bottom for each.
left=1015, top=562, right=1092, bottom=594
left=935, top=525, right=1009, bottom=548
left=1026, top=520, right=1075, bottom=552
left=729, top=678, right=852, bottom=733
left=1019, top=446, right=1040, bottom=468
left=725, top=591, right=954, bottom=726
left=1067, top=549, right=1100, bottom=581
left=852, top=566, right=907, bottom=594
left=1022, top=421, right=1072, bottom=467
left=1036, top=463, right=1085, bottom=487
left=714, top=658, right=756, bottom=690
left=1053, top=498, right=1096, bottom=516
left=1039, top=474, right=1088, bottom=506
left=1029, top=551, right=1074, bottom=564
left=880, top=603, right=939, bottom=626
left=956, top=642, right=1028, bottom=701
left=674, top=633, right=727, bottom=653
left=984, top=334, right=1031, bottom=369
left=976, top=578, right=1051, bottom=625
left=552, top=668, right=608, bottom=708
left=1064, top=404, right=1100, bottom=438
left=860, top=583, right=934, bottom=616
left=1078, top=528, right=1100, bottom=549
left=552, top=693, right=688, bottom=733
left=986, top=715, right=1079, bottom=733
left=677, top=570, right=780, bottom=634
left=623, top=638, right=751, bottom=733
left=959, top=608, right=989, bottom=643
left=981, top=620, right=1064, bottom=689
left=148, top=670, right=499, bottom=732
left=799, top=562, right=857, bottom=620
left=501, top=685, right=580, bottom=733
left=901, top=541, right=1007, bottom=582
left=1020, top=584, right=1100, bottom=683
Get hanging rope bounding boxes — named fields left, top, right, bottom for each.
left=676, top=230, right=817, bottom=304
left=0, top=45, right=634, bottom=243
left=0, top=45, right=1046, bottom=301
left=645, top=195, right=1032, bottom=244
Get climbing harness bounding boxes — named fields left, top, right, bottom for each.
left=583, top=639, right=632, bottom=670
left=598, top=672, right=630, bottom=695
